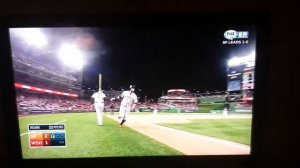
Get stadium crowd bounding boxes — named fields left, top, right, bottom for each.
left=170, top=103, right=199, bottom=111
left=16, top=90, right=93, bottom=114
left=16, top=88, right=204, bottom=115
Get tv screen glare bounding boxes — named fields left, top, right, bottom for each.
left=8, top=23, right=257, bottom=159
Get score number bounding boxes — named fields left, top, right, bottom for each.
left=28, top=124, right=66, bottom=148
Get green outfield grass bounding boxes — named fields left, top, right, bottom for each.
left=19, top=113, right=182, bottom=159
left=160, top=119, right=251, bottom=145
left=199, top=103, right=226, bottom=110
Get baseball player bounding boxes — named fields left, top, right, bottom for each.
left=91, top=89, right=106, bottom=126
left=111, top=85, right=138, bottom=128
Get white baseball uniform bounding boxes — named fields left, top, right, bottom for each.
left=92, top=91, right=106, bottom=126
left=118, top=91, right=138, bottom=121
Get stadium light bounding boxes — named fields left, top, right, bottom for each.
left=227, top=57, right=240, bottom=67
left=228, top=51, right=256, bottom=67
left=11, top=28, right=47, bottom=48
left=58, top=44, right=85, bottom=70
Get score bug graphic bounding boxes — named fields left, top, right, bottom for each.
left=28, top=124, right=66, bottom=148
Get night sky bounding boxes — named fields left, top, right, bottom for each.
left=81, top=26, right=256, bottom=99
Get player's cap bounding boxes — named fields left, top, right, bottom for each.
left=130, top=85, right=135, bottom=89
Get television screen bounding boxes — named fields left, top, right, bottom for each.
left=9, top=24, right=256, bottom=159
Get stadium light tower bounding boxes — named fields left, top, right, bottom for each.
left=228, top=51, right=256, bottom=67
left=227, top=57, right=240, bottom=67
left=58, top=44, right=85, bottom=70
left=11, top=28, right=47, bottom=48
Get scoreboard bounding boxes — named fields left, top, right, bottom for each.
left=227, top=65, right=244, bottom=91
left=28, top=124, right=66, bottom=148
left=227, top=64, right=255, bottom=91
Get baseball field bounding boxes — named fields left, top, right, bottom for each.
left=19, top=112, right=251, bottom=158
left=160, top=118, right=251, bottom=145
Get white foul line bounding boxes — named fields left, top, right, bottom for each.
left=53, top=119, right=67, bottom=124
left=20, top=119, right=67, bottom=137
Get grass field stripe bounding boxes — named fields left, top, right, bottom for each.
left=19, top=112, right=91, bottom=118
left=20, top=119, right=67, bottom=137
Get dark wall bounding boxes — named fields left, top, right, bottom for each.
left=0, top=0, right=297, bottom=168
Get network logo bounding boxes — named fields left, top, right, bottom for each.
left=224, top=30, right=249, bottom=40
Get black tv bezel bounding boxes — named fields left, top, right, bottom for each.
left=0, top=13, right=270, bottom=168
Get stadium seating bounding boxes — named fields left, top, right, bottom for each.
left=16, top=90, right=93, bottom=114
left=11, top=51, right=82, bottom=92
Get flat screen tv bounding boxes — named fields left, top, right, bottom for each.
left=0, top=14, right=269, bottom=168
